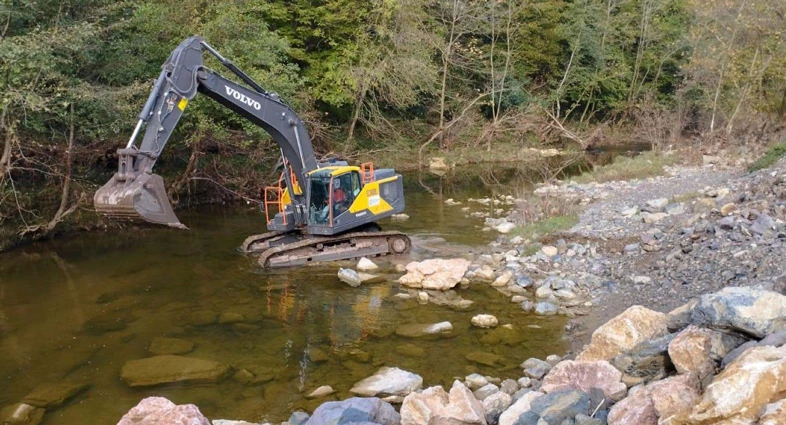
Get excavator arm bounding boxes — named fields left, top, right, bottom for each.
left=94, top=36, right=317, bottom=229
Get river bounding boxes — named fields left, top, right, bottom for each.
left=0, top=164, right=582, bottom=424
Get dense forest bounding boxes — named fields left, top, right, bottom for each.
left=1, top=0, right=785, bottom=244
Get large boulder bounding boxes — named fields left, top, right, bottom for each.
left=759, top=399, right=786, bottom=425
left=608, top=374, right=700, bottom=425
left=540, top=360, right=627, bottom=401
left=529, top=389, right=591, bottom=425
left=684, top=345, right=786, bottom=423
left=120, top=355, right=231, bottom=387
left=306, top=397, right=400, bottom=425
left=400, top=380, right=486, bottom=425
left=577, top=306, right=668, bottom=361
left=498, top=392, right=544, bottom=425
left=350, top=367, right=423, bottom=397
left=117, top=397, right=210, bottom=425
left=667, top=325, right=715, bottom=379
left=398, top=259, right=471, bottom=290
left=691, top=287, right=786, bottom=338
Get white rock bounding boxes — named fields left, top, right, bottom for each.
left=338, top=268, right=362, bottom=287
left=357, top=257, right=379, bottom=271
left=491, top=270, right=514, bottom=287
left=496, top=222, right=517, bottom=234
left=642, top=212, right=668, bottom=224
left=391, top=214, right=410, bottom=221
left=471, top=314, right=499, bottom=328
left=621, top=206, right=639, bottom=217
left=399, top=258, right=472, bottom=290
left=541, top=246, right=558, bottom=256
left=307, top=385, right=335, bottom=398
left=350, top=367, right=423, bottom=397
left=498, top=391, right=544, bottom=425
left=646, top=198, right=669, bottom=209
left=418, top=292, right=429, bottom=303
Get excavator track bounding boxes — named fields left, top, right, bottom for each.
left=257, top=230, right=411, bottom=268
left=239, top=231, right=285, bottom=253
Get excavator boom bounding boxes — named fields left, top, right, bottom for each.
left=94, top=36, right=316, bottom=228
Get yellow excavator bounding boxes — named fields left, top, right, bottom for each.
left=94, top=36, right=411, bottom=267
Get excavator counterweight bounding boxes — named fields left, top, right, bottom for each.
left=94, top=36, right=410, bottom=267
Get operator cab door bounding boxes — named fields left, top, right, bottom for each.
left=307, top=170, right=361, bottom=230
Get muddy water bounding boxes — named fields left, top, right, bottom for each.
left=0, top=166, right=569, bottom=424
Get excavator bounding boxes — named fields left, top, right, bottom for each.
left=94, top=36, right=411, bottom=268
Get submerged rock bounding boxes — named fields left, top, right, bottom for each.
left=0, top=403, right=44, bottom=425
left=466, top=351, right=503, bottom=367
left=307, top=385, right=335, bottom=399
left=395, top=322, right=453, bottom=338
left=349, top=367, right=423, bottom=397
left=120, top=355, right=231, bottom=387
left=117, top=397, right=210, bottom=425
left=357, top=257, right=379, bottom=271
left=22, top=381, right=90, bottom=408
left=337, top=268, right=362, bottom=287
left=148, top=336, right=194, bottom=355
left=306, top=397, right=400, bottom=425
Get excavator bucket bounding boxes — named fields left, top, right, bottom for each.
left=94, top=173, right=187, bottom=229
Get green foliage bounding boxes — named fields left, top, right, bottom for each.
left=511, top=214, right=579, bottom=240
left=572, top=151, right=676, bottom=183
left=748, top=141, right=786, bottom=173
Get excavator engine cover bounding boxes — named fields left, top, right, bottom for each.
left=94, top=173, right=187, bottom=229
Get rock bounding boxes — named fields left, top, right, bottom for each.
left=309, top=347, right=330, bottom=363
left=608, top=374, right=700, bottom=425
left=521, top=358, right=552, bottom=379
left=21, top=381, right=89, bottom=408
left=498, top=391, right=544, bottom=425
left=418, top=291, right=429, bottom=303
left=692, top=287, right=786, bottom=338
left=542, top=246, right=559, bottom=257
left=721, top=331, right=784, bottom=368
left=350, top=367, right=423, bottom=397
left=188, top=309, right=218, bottom=326
left=517, top=377, right=532, bottom=388
left=148, top=337, right=194, bottom=355
left=212, top=421, right=259, bottom=425
left=577, top=306, right=668, bottom=361
left=664, top=203, right=684, bottom=215
left=500, top=379, right=518, bottom=395
left=338, top=268, right=362, bottom=287
left=120, top=355, right=231, bottom=387
left=483, top=391, right=512, bottom=425
left=642, top=212, right=668, bottom=224
left=530, top=389, right=591, bottom=425
left=535, top=286, right=553, bottom=299
left=357, top=257, right=379, bottom=271
left=117, top=397, right=210, bottom=425
left=474, top=266, right=497, bottom=282
left=395, top=322, right=453, bottom=338
left=541, top=360, right=627, bottom=401
left=400, top=381, right=486, bottom=425
left=0, top=404, right=44, bottom=425
left=466, top=373, right=490, bottom=390
left=683, top=346, right=786, bottom=423
left=545, top=355, right=562, bottom=366
left=535, top=302, right=558, bottom=316
left=466, top=351, right=503, bottom=367
left=497, top=222, right=517, bottom=234
left=391, top=213, right=410, bottom=221
left=516, top=275, right=535, bottom=288
left=610, top=334, right=675, bottom=381
left=720, top=202, right=738, bottom=216
left=668, top=325, right=715, bottom=378
left=218, top=311, right=244, bottom=324
left=288, top=411, right=310, bottom=425
left=574, top=413, right=602, bottom=425
left=759, top=399, right=786, bottom=425
left=471, top=314, right=499, bottom=328
left=621, top=206, right=639, bottom=217
left=474, top=383, right=501, bottom=401
left=666, top=300, right=696, bottom=332
left=752, top=213, right=775, bottom=235
left=306, top=397, right=400, bottom=425
left=399, top=258, right=472, bottom=290
left=646, top=198, right=669, bottom=210
left=397, top=343, right=427, bottom=358
left=308, top=385, right=335, bottom=398
left=632, top=275, right=652, bottom=285
left=491, top=271, right=514, bottom=287
left=429, top=157, right=449, bottom=172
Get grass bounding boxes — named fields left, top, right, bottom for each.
left=511, top=213, right=579, bottom=241
left=748, top=141, right=786, bottom=172
left=571, top=151, right=676, bottom=184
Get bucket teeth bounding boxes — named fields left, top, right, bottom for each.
left=94, top=173, right=187, bottom=229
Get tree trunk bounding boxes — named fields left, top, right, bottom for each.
left=346, top=77, right=368, bottom=147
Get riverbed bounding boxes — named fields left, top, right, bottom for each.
left=0, top=166, right=571, bottom=424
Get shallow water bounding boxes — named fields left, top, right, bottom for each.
left=0, top=167, right=570, bottom=424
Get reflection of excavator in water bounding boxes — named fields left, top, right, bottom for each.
left=94, top=36, right=411, bottom=268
